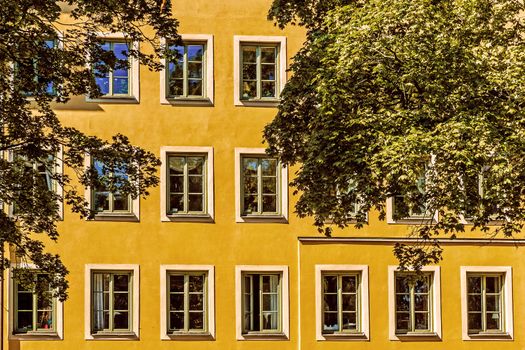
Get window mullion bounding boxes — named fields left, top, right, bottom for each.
left=257, top=159, right=262, bottom=214
left=32, top=292, right=37, bottom=331
left=337, top=275, right=342, bottom=333
left=109, top=275, right=114, bottom=331
left=108, top=43, right=114, bottom=96
left=259, top=275, right=264, bottom=331
left=256, top=47, right=261, bottom=99
left=184, top=158, right=189, bottom=213
left=183, top=47, right=188, bottom=97
left=184, top=274, right=189, bottom=332
left=410, top=284, right=415, bottom=332
left=482, top=276, right=486, bottom=332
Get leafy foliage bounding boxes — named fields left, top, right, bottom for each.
left=265, top=0, right=525, bottom=268
left=0, top=0, right=179, bottom=300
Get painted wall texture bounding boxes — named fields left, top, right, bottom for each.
left=4, top=0, right=524, bottom=349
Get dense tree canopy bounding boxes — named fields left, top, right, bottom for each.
left=0, top=0, right=179, bottom=299
left=265, top=0, right=525, bottom=268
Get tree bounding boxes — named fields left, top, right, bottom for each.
left=264, top=0, right=525, bottom=269
left=0, top=0, right=179, bottom=299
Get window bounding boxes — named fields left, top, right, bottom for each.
left=235, top=266, right=289, bottom=340
left=233, top=36, right=286, bottom=106
left=234, top=148, right=288, bottom=223
left=8, top=268, right=64, bottom=340
left=15, top=39, right=58, bottom=96
left=92, top=159, right=131, bottom=214
left=315, top=265, right=369, bottom=340
left=460, top=266, right=513, bottom=340
left=160, top=146, right=214, bottom=222
left=85, top=264, right=139, bottom=340
left=160, top=34, right=214, bottom=105
left=394, top=274, right=432, bottom=334
left=160, top=265, right=215, bottom=340
left=388, top=266, right=441, bottom=340
left=13, top=275, right=55, bottom=334
left=88, top=33, right=139, bottom=102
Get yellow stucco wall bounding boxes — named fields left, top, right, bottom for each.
left=4, top=0, right=525, bottom=349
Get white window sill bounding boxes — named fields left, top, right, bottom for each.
left=235, top=99, right=280, bottom=107
left=164, top=332, right=214, bottom=340
left=466, top=332, right=512, bottom=340
left=394, top=332, right=441, bottom=341
left=320, top=332, right=368, bottom=341
left=388, top=216, right=437, bottom=225
left=91, top=212, right=139, bottom=222
left=239, top=332, right=288, bottom=341
left=237, top=214, right=288, bottom=224
left=86, top=96, right=139, bottom=104
left=88, top=331, right=138, bottom=340
left=162, top=214, right=214, bottom=223
left=10, top=332, right=61, bottom=341
left=162, top=97, right=213, bottom=106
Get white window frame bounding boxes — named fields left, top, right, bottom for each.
left=460, top=266, right=513, bottom=341
left=233, top=35, right=286, bottom=106
left=160, top=265, right=215, bottom=340
left=86, top=32, right=140, bottom=103
left=315, top=265, right=369, bottom=341
left=386, top=196, right=438, bottom=224
left=84, top=154, right=140, bottom=221
left=84, top=264, right=140, bottom=340
left=235, top=265, right=289, bottom=340
left=234, top=148, right=288, bottom=223
left=8, top=264, right=64, bottom=340
left=387, top=265, right=441, bottom=341
left=160, top=34, right=214, bottom=105
left=160, top=146, right=214, bottom=222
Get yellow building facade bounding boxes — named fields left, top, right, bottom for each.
left=4, top=0, right=525, bottom=349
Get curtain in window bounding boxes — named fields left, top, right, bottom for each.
left=92, top=273, right=105, bottom=331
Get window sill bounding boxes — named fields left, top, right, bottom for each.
left=320, top=332, right=368, bottom=341
left=86, top=96, right=139, bottom=104
left=162, top=97, right=213, bottom=106
left=237, top=214, right=288, bottom=224
left=162, top=214, right=214, bottom=223
left=238, top=332, right=288, bottom=341
left=394, top=332, right=441, bottom=341
left=388, top=217, right=437, bottom=225
left=163, top=332, right=214, bottom=341
left=88, top=331, right=138, bottom=340
left=235, top=99, right=280, bottom=107
left=10, top=332, right=61, bottom=341
left=91, top=212, right=139, bottom=222
left=466, top=332, right=512, bottom=340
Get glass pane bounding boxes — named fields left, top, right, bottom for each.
left=242, top=64, right=256, bottom=80
left=395, top=312, right=409, bottom=331
left=415, top=312, right=429, bottom=330
left=261, top=64, right=275, bottom=80
left=243, top=176, right=258, bottom=193
left=114, top=293, right=128, bottom=310
left=188, top=79, right=202, bottom=96
left=94, top=192, right=110, bottom=211
left=262, top=275, right=278, bottom=293
left=189, top=294, right=204, bottom=311
left=188, top=45, right=204, bottom=61
left=17, top=292, right=33, bottom=310
left=486, top=295, right=500, bottom=312
left=342, top=312, right=357, bottom=330
left=468, top=295, right=481, bottom=312
left=262, top=195, right=277, bottom=212
left=396, top=295, right=410, bottom=311
left=169, top=312, right=184, bottom=330
left=113, top=43, right=129, bottom=60
left=168, top=78, right=183, bottom=96
left=170, top=176, right=184, bottom=192
left=323, top=312, right=338, bottom=332
left=37, top=294, right=52, bottom=309
left=16, top=311, right=33, bottom=332
left=467, top=276, right=482, bottom=293
left=114, top=274, right=129, bottom=291
left=243, top=158, right=258, bottom=176
left=262, top=294, right=278, bottom=312
left=243, top=195, right=258, bottom=214
left=170, top=294, right=184, bottom=311
left=414, top=278, right=429, bottom=293
left=113, top=311, right=129, bottom=329
left=261, top=159, right=277, bottom=175
left=112, top=77, right=129, bottom=95
left=486, top=277, right=499, bottom=293
left=169, top=194, right=184, bottom=213
left=414, top=295, right=428, bottom=311
left=324, top=294, right=338, bottom=312
left=262, top=312, right=278, bottom=330
left=486, top=313, right=501, bottom=330
left=395, top=276, right=409, bottom=293
left=187, top=157, right=204, bottom=174
left=169, top=157, right=185, bottom=175
left=323, top=276, right=338, bottom=293
left=262, top=81, right=275, bottom=98
left=468, top=313, right=482, bottom=330
left=95, top=77, right=109, bottom=95
left=169, top=60, right=183, bottom=78
left=188, top=62, right=202, bottom=78
left=242, top=47, right=256, bottom=62
left=261, top=47, right=276, bottom=63
left=170, top=275, right=185, bottom=293
left=189, top=311, right=204, bottom=329
left=113, top=66, right=128, bottom=77
left=262, top=177, right=277, bottom=194
left=189, top=176, right=203, bottom=193
left=189, top=275, right=204, bottom=292
left=112, top=193, right=129, bottom=211
left=342, top=276, right=357, bottom=293
left=342, top=294, right=357, bottom=312
left=242, top=81, right=257, bottom=99
left=188, top=195, right=203, bottom=211
left=37, top=310, right=53, bottom=329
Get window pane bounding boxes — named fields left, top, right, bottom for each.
left=169, top=79, right=183, bottom=96
left=261, top=64, right=275, bottom=80
left=415, top=312, right=429, bottom=330
left=414, top=295, right=428, bottom=311
left=37, top=310, right=53, bottom=329
left=262, top=81, right=275, bottom=98
left=170, top=176, right=184, bottom=192
left=17, top=292, right=33, bottom=310
left=486, top=295, right=500, bottom=312
left=113, top=43, right=129, bottom=60
left=342, top=294, right=357, bottom=312
left=169, top=194, right=184, bottom=212
left=243, top=176, right=258, bottom=193
left=169, top=157, right=185, bottom=174
left=395, top=312, right=410, bottom=331
left=94, top=191, right=110, bottom=211
left=188, top=79, right=202, bottom=96
left=243, top=158, right=258, bottom=175
left=189, top=176, right=203, bottom=193
left=188, top=195, right=203, bottom=211
left=324, top=294, right=338, bottom=312
left=37, top=294, right=52, bottom=310
left=486, top=313, right=500, bottom=330
left=342, top=312, right=357, bottom=330
left=189, top=294, right=204, bottom=311
left=169, top=312, right=184, bottom=330
left=468, top=313, right=482, bottom=330
left=262, top=177, right=277, bottom=194
left=114, top=293, right=128, bottom=310
left=95, top=77, right=110, bottom=95
left=486, top=277, right=499, bottom=293
left=189, top=311, right=204, bottom=329
left=112, top=193, right=129, bottom=211
left=342, top=276, right=357, bottom=293
left=244, top=195, right=258, bottom=213
left=468, top=295, right=481, bottom=312
left=170, top=294, right=184, bottom=311
left=16, top=311, right=33, bottom=332
left=114, top=311, right=129, bottom=329
left=262, top=312, right=278, bottom=330
left=189, top=275, right=204, bottom=292
left=187, top=45, right=204, bottom=61
left=112, top=77, right=129, bottom=95
left=170, top=275, right=184, bottom=293
left=169, top=60, right=183, bottom=78
left=242, top=47, right=256, bottom=62
left=188, top=62, right=202, bottom=78
left=414, top=278, right=429, bottom=293
left=467, top=276, right=481, bottom=293
left=262, top=195, right=277, bottom=212
left=114, top=274, right=129, bottom=291
left=323, top=312, right=338, bottom=332
left=242, top=64, right=257, bottom=80
left=396, top=295, right=410, bottom=311
left=261, top=47, right=276, bottom=63
left=187, top=157, right=204, bottom=174
left=242, top=81, right=257, bottom=99
left=323, top=276, right=338, bottom=293
left=395, top=276, right=410, bottom=293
